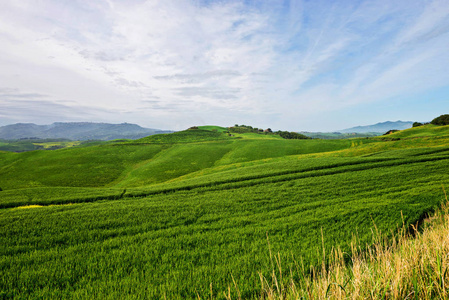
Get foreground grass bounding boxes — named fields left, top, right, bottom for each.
left=1, top=125, right=449, bottom=298
left=257, top=188, right=449, bottom=300
left=1, top=152, right=447, bottom=298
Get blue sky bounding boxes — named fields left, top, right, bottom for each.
left=0, top=0, right=448, bottom=131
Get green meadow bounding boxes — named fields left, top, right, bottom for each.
left=0, top=139, right=81, bottom=152
left=1, top=125, right=449, bottom=298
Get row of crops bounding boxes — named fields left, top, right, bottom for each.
left=1, top=158, right=449, bottom=297
left=1, top=125, right=449, bottom=298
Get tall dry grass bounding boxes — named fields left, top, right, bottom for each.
left=220, top=187, right=449, bottom=300
left=253, top=187, right=449, bottom=300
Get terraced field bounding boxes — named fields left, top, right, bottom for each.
left=1, top=125, right=448, bottom=298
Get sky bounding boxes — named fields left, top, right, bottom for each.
left=0, top=0, right=448, bottom=131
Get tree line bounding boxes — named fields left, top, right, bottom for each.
left=229, top=125, right=310, bottom=139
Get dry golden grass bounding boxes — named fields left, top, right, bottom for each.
left=222, top=187, right=449, bottom=300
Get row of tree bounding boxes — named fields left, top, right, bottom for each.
left=430, top=114, right=449, bottom=126
left=413, top=114, right=449, bottom=127
left=277, top=131, right=311, bottom=139
left=228, top=125, right=271, bottom=134
left=228, top=125, right=310, bottom=139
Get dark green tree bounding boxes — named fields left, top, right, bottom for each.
left=431, top=114, right=449, bottom=126
left=278, top=131, right=311, bottom=139
left=412, top=122, right=423, bottom=127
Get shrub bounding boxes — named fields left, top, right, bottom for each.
left=431, top=114, right=449, bottom=126
left=278, top=131, right=311, bottom=139
left=229, top=125, right=262, bottom=134
left=413, top=122, right=423, bottom=127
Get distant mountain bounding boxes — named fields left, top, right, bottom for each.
left=300, top=132, right=380, bottom=139
left=0, top=122, right=173, bottom=141
left=338, top=121, right=413, bottom=134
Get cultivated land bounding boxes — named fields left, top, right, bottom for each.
left=1, top=124, right=449, bottom=298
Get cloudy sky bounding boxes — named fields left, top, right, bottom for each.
left=0, top=0, right=448, bottom=131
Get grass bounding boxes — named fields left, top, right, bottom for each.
left=33, top=140, right=81, bottom=149
left=0, top=139, right=81, bottom=152
left=198, top=125, right=229, bottom=132
left=0, top=140, right=44, bottom=152
left=1, top=125, right=449, bottom=298
left=0, top=144, right=164, bottom=189
left=257, top=187, right=449, bottom=299
left=379, top=124, right=449, bottom=139
left=0, top=134, right=369, bottom=190
left=133, top=129, right=230, bottom=143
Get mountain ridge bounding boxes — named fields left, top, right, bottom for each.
left=0, top=122, right=173, bottom=141
left=338, top=120, right=413, bottom=133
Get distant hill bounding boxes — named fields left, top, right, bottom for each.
left=0, top=122, right=173, bottom=141
left=338, top=121, right=413, bottom=133
left=300, top=132, right=380, bottom=139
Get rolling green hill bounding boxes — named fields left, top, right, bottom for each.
left=338, top=120, right=413, bottom=133
left=380, top=124, right=449, bottom=138
left=1, top=125, right=449, bottom=298
left=0, top=138, right=81, bottom=152
left=198, top=125, right=228, bottom=132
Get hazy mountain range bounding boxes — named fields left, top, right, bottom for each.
left=0, top=120, right=415, bottom=141
left=300, top=121, right=414, bottom=139
left=338, top=121, right=413, bottom=133
left=0, top=122, right=173, bottom=141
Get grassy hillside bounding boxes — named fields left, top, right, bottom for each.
left=1, top=125, right=449, bottom=298
left=381, top=124, right=449, bottom=138
left=0, top=144, right=164, bottom=189
left=0, top=130, right=364, bottom=190
left=198, top=125, right=228, bottom=132
left=134, top=128, right=229, bottom=143
left=0, top=140, right=44, bottom=152
left=0, top=138, right=89, bottom=152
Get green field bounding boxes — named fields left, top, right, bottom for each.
left=379, top=124, right=449, bottom=138
left=1, top=124, right=449, bottom=298
left=0, top=138, right=82, bottom=152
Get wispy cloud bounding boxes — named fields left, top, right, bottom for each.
left=0, top=98, right=111, bottom=125
left=0, top=0, right=448, bottom=130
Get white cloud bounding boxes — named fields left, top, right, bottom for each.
left=394, top=0, right=449, bottom=47
left=0, top=0, right=448, bottom=131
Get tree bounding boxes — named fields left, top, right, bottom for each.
left=278, top=131, right=311, bottom=139
left=431, top=114, right=449, bottom=126
left=412, top=122, right=423, bottom=127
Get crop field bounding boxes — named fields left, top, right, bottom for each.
left=32, top=140, right=81, bottom=149
left=1, top=124, right=449, bottom=298
left=0, top=139, right=81, bottom=152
